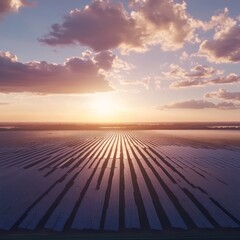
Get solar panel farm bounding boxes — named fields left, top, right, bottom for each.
left=0, top=130, right=240, bottom=239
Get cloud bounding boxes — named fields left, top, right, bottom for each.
left=39, top=0, right=144, bottom=52
left=209, top=74, right=240, bottom=84
left=94, top=51, right=116, bottom=70
left=199, top=8, right=240, bottom=63
left=161, top=99, right=215, bottom=109
left=200, top=27, right=240, bottom=63
left=165, top=64, right=240, bottom=88
left=204, top=89, right=240, bottom=101
left=0, top=0, right=27, bottom=18
left=199, top=8, right=236, bottom=33
left=165, top=64, right=217, bottom=79
left=112, top=57, right=134, bottom=71
left=216, top=101, right=240, bottom=110
left=180, top=51, right=189, bottom=61
left=164, top=64, right=221, bottom=88
left=170, top=79, right=205, bottom=88
left=40, top=0, right=198, bottom=52
left=130, top=0, right=197, bottom=51
left=160, top=99, right=240, bottom=110
left=171, top=74, right=240, bottom=88
left=0, top=50, right=114, bottom=94
left=185, top=65, right=216, bottom=78
left=121, top=76, right=161, bottom=90
left=121, top=78, right=150, bottom=89
left=0, top=102, right=9, bottom=105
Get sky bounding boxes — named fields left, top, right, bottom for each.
left=0, top=0, right=240, bottom=123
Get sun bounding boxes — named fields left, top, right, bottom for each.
left=88, top=94, right=121, bottom=122
left=93, top=98, right=115, bottom=115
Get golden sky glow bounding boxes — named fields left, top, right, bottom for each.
left=0, top=0, right=240, bottom=123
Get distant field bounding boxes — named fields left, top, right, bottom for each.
left=0, top=130, right=240, bottom=238
left=0, top=122, right=240, bottom=131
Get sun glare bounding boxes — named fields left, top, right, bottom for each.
left=94, top=98, right=114, bottom=115
left=88, top=94, right=121, bottom=122
left=11, top=0, right=23, bottom=10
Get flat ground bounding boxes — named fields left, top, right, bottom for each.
left=0, top=130, right=240, bottom=239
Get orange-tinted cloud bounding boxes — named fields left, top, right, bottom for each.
left=165, top=64, right=217, bottom=79
left=199, top=8, right=240, bottom=63
left=204, top=89, right=240, bottom=101
left=200, top=26, right=240, bottom=63
left=171, top=74, right=240, bottom=88
left=94, top=51, right=116, bottom=70
left=166, top=65, right=240, bottom=88
left=130, top=0, right=197, bottom=51
left=209, top=74, right=240, bottom=84
left=160, top=99, right=240, bottom=110
left=0, top=50, right=114, bottom=94
left=40, top=1, right=143, bottom=52
left=0, top=0, right=27, bottom=18
left=40, top=0, right=197, bottom=52
left=121, top=79, right=150, bottom=89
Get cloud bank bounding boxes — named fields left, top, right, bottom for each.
left=0, top=50, right=114, bottom=94
left=160, top=99, right=240, bottom=110
left=204, top=89, right=240, bottom=101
